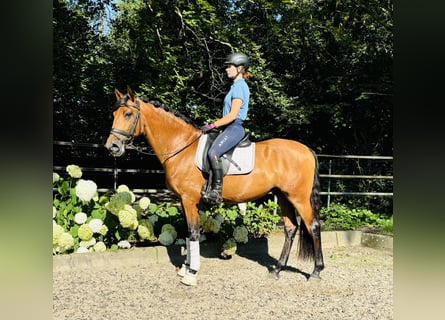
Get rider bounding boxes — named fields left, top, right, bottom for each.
left=201, top=52, right=251, bottom=204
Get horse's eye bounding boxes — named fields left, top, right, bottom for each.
left=124, top=110, right=133, bottom=118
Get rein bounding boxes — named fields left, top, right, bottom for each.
left=126, top=134, right=202, bottom=163
left=110, top=96, right=202, bottom=162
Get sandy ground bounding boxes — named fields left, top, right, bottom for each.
left=53, top=234, right=393, bottom=320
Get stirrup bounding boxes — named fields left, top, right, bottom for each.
left=202, top=189, right=223, bottom=204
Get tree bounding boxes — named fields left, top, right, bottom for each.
left=54, top=0, right=393, bottom=155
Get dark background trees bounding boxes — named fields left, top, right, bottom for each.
left=53, top=0, right=393, bottom=212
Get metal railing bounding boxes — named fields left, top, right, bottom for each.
left=53, top=141, right=393, bottom=205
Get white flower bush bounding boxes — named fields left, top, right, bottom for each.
left=52, top=165, right=183, bottom=254
left=53, top=163, right=278, bottom=256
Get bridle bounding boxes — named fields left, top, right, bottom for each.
left=109, top=95, right=202, bottom=161
left=110, top=95, right=141, bottom=143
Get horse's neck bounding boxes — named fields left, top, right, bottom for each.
left=140, top=102, right=199, bottom=164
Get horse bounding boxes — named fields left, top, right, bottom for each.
left=105, top=86, right=324, bottom=286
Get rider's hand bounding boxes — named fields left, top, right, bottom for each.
left=201, top=123, right=216, bottom=133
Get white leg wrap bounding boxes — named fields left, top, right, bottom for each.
left=189, top=240, right=200, bottom=271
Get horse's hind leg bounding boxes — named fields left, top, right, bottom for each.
left=271, top=192, right=299, bottom=279
left=293, top=200, right=324, bottom=279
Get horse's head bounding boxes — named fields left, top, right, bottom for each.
left=105, top=86, right=142, bottom=157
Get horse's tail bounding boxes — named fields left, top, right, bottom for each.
left=298, top=149, right=321, bottom=261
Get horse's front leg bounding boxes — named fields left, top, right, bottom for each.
left=177, top=197, right=201, bottom=286
left=271, top=194, right=298, bottom=279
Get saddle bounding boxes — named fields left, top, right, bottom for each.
left=195, top=132, right=256, bottom=176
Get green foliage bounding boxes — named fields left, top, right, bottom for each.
left=241, top=200, right=281, bottom=237
left=53, top=0, right=393, bottom=158
left=198, top=200, right=281, bottom=257
left=320, top=203, right=393, bottom=235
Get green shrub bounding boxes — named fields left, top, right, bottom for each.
left=320, top=203, right=393, bottom=235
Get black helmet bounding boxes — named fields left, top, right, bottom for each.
left=224, top=52, right=249, bottom=70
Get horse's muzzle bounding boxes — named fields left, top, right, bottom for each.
left=105, top=138, right=125, bottom=157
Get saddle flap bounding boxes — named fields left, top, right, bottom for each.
left=195, top=134, right=255, bottom=175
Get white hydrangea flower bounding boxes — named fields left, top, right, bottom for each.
left=93, top=241, right=106, bottom=252
left=78, top=224, right=94, bottom=241
left=53, top=172, right=60, bottom=184
left=116, top=184, right=130, bottom=193
left=139, top=196, right=151, bottom=210
left=53, top=206, right=57, bottom=219
left=74, top=212, right=88, bottom=225
left=116, top=184, right=135, bottom=202
left=117, top=240, right=131, bottom=249
left=118, top=205, right=138, bottom=230
left=58, top=232, right=75, bottom=252
left=99, top=225, right=108, bottom=236
left=53, top=223, right=64, bottom=246
left=76, top=247, right=89, bottom=253
left=66, top=164, right=82, bottom=178
left=75, top=179, right=97, bottom=202
left=79, top=237, right=96, bottom=248
left=88, top=218, right=103, bottom=233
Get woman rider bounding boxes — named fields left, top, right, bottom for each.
left=201, top=52, right=250, bottom=204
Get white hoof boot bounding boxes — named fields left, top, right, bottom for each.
left=180, top=270, right=198, bottom=286
left=177, top=264, right=189, bottom=277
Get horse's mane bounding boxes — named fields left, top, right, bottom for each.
left=141, top=97, right=198, bottom=128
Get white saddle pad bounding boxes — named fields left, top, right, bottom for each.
left=195, top=134, right=255, bottom=175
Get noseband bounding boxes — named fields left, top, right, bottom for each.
left=110, top=96, right=141, bottom=143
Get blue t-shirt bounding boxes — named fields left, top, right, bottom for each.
left=222, top=78, right=250, bottom=121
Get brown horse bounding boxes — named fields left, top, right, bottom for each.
left=105, top=87, right=324, bottom=286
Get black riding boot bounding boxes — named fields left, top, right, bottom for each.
left=203, top=156, right=223, bottom=204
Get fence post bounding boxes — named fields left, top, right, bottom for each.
left=113, top=157, right=118, bottom=191
left=327, top=159, right=332, bottom=209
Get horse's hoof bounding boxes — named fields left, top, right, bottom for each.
left=177, top=264, right=188, bottom=278
left=180, top=270, right=198, bottom=286
left=269, top=269, right=280, bottom=280
left=309, top=274, right=322, bottom=281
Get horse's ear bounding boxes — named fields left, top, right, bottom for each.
left=127, top=86, right=135, bottom=101
left=114, top=88, right=124, bottom=100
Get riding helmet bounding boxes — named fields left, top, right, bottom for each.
left=224, top=53, right=249, bottom=70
